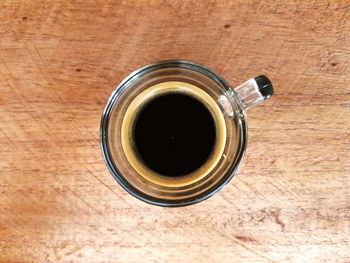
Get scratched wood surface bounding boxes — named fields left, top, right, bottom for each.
left=1, top=1, right=350, bottom=262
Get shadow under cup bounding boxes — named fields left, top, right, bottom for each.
left=101, top=61, right=247, bottom=206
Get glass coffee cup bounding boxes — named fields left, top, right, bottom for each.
left=100, top=60, right=273, bottom=207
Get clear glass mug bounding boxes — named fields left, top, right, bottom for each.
left=100, top=60, right=273, bottom=207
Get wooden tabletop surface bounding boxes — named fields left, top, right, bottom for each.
left=1, top=1, right=349, bottom=262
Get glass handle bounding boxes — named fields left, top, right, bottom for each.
left=233, top=75, right=274, bottom=110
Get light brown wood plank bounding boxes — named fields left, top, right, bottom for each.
left=0, top=1, right=349, bottom=262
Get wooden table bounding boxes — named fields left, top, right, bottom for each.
left=1, top=1, right=349, bottom=262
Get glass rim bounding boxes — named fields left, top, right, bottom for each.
left=100, top=60, right=248, bottom=207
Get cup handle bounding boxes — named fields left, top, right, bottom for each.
left=233, top=75, right=274, bottom=110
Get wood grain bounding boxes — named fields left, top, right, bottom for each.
left=0, top=1, right=349, bottom=262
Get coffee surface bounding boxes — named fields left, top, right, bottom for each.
left=134, top=93, right=216, bottom=177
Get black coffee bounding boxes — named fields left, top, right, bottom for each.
left=133, top=93, right=216, bottom=177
